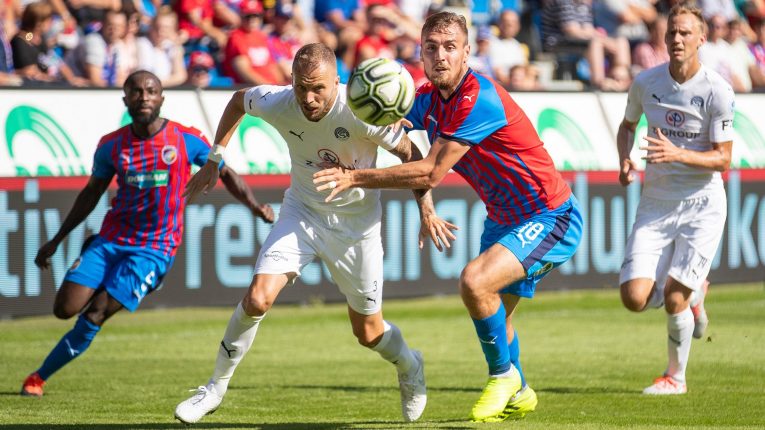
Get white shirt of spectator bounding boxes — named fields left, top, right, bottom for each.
left=625, top=63, right=735, bottom=200
left=489, top=37, right=527, bottom=72
left=244, top=84, right=403, bottom=216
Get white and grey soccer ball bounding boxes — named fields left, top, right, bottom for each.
left=347, top=58, right=416, bottom=126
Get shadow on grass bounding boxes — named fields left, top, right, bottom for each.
left=538, top=386, right=635, bottom=394
left=241, top=384, right=478, bottom=394
left=0, top=421, right=474, bottom=430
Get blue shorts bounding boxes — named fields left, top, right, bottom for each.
left=64, top=235, right=174, bottom=312
left=480, top=196, right=583, bottom=298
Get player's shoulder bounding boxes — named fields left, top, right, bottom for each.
left=168, top=120, right=210, bottom=142
left=248, top=84, right=292, bottom=107
left=698, top=65, right=734, bottom=94
left=97, top=125, right=129, bottom=147
left=633, top=63, right=667, bottom=88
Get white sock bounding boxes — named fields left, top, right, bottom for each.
left=210, top=302, right=264, bottom=396
left=665, top=307, right=694, bottom=383
left=372, top=321, right=415, bottom=373
left=689, top=290, right=701, bottom=308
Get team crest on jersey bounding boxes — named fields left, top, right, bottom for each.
left=318, top=149, right=340, bottom=164
left=161, top=145, right=178, bottom=164
left=334, top=127, right=350, bottom=140
left=665, top=110, right=685, bottom=127
left=690, top=96, right=704, bottom=109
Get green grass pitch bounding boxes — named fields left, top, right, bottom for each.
left=1, top=284, right=763, bottom=429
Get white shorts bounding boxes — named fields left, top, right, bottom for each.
left=619, top=191, right=726, bottom=292
left=254, top=195, right=384, bottom=315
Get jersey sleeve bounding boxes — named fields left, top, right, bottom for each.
left=244, top=85, right=281, bottom=118
left=708, top=82, right=735, bottom=144
left=440, top=86, right=507, bottom=145
left=624, top=76, right=645, bottom=123
left=182, top=129, right=224, bottom=168
left=92, top=138, right=116, bottom=179
left=360, top=121, right=403, bottom=151
left=404, top=91, right=427, bottom=131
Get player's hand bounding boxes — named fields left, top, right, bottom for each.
left=184, top=161, right=220, bottom=203
left=313, top=166, right=353, bottom=203
left=419, top=212, right=459, bottom=252
left=640, top=128, right=681, bottom=165
left=252, top=203, right=275, bottom=223
left=35, top=240, right=59, bottom=270
left=619, top=158, right=637, bottom=186
left=392, top=117, right=413, bottom=132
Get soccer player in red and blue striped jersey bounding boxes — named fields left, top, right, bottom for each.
left=314, top=12, right=583, bottom=422
left=21, top=71, right=274, bottom=398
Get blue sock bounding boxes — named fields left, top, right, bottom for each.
left=508, top=330, right=527, bottom=387
left=471, top=302, right=511, bottom=375
left=37, top=315, right=101, bottom=380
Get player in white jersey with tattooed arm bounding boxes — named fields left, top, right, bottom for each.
left=617, top=3, right=734, bottom=396
left=174, top=43, right=457, bottom=423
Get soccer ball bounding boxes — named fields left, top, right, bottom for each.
left=347, top=58, right=416, bottom=126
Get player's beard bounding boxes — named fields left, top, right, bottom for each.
left=129, top=107, right=161, bottom=125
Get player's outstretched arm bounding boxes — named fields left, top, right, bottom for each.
left=219, top=165, right=275, bottom=223
left=387, top=135, right=458, bottom=251
left=35, top=176, right=111, bottom=269
left=184, top=89, right=248, bottom=202
left=617, top=119, right=639, bottom=187
left=314, top=136, right=470, bottom=201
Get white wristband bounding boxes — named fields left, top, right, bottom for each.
left=208, top=144, right=225, bottom=163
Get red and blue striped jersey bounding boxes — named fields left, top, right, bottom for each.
left=406, top=69, right=571, bottom=225
left=92, top=120, right=212, bottom=256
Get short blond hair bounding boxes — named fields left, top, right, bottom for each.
left=422, top=11, right=468, bottom=41
left=668, top=3, right=707, bottom=35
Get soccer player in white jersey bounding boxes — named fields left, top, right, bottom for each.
left=616, top=4, right=734, bottom=396
left=174, top=43, right=457, bottom=423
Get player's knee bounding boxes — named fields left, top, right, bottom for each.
left=620, top=284, right=646, bottom=312
left=242, top=294, right=271, bottom=316
left=459, top=265, right=485, bottom=298
left=52, top=304, right=78, bottom=320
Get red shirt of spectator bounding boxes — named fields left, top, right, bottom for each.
left=222, top=0, right=284, bottom=84
left=175, top=0, right=215, bottom=41
left=353, top=34, right=395, bottom=67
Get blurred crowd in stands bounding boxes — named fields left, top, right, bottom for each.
left=1, top=0, right=765, bottom=92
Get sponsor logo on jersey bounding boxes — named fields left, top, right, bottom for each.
left=161, top=145, right=178, bottom=164
left=532, top=262, right=554, bottom=277
left=690, top=96, right=704, bottom=109
left=125, top=170, right=169, bottom=188
left=665, top=110, right=685, bottom=127
left=334, top=127, right=350, bottom=140
left=658, top=128, right=700, bottom=139
left=661, top=128, right=701, bottom=139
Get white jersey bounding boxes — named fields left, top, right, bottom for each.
left=625, top=63, right=735, bottom=200
left=244, top=84, right=404, bottom=216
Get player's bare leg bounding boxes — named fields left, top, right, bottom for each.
left=175, top=273, right=291, bottom=424
left=460, top=244, right=523, bottom=421
left=349, top=308, right=426, bottom=422
left=620, top=278, right=664, bottom=312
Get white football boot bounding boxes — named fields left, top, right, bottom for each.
left=398, top=350, right=426, bottom=422
left=174, top=383, right=223, bottom=424
left=642, top=376, right=687, bottom=395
